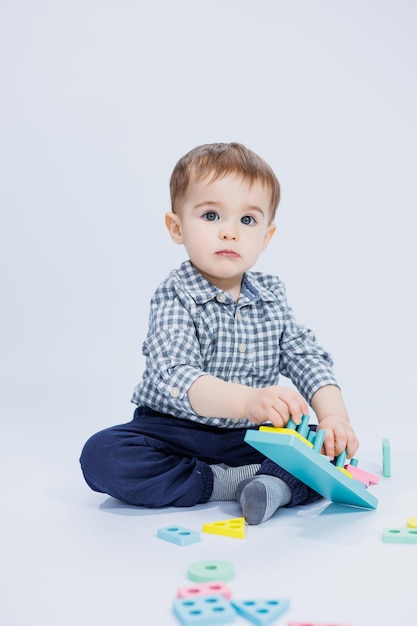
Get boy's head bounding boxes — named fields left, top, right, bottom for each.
left=169, top=142, right=280, bottom=223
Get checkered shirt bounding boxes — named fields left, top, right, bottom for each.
left=131, top=260, right=338, bottom=429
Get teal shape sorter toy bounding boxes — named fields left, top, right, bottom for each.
left=244, top=418, right=378, bottom=510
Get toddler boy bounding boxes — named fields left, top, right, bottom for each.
left=80, top=142, right=358, bottom=524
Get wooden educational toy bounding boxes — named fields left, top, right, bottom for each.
left=173, top=594, right=236, bottom=625
left=383, top=527, right=417, bottom=544
left=288, top=623, right=351, bottom=626
left=244, top=416, right=378, bottom=509
left=202, top=517, right=245, bottom=539
left=177, top=581, right=232, bottom=600
left=382, top=437, right=391, bottom=477
left=157, top=525, right=200, bottom=546
left=187, top=560, right=234, bottom=583
left=344, top=463, right=379, bottom=487
left=232, top=598, right=290, bottom=625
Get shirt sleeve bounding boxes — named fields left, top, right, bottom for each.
left=277, top=289, right=339, bottom=403
left=140, top=286, right=206, bottom=415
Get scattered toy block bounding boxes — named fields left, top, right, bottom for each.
left=345, top=464, right=379, bottom=487
left=177, top=581, right=232, bottom=600
left=407, top=516, right=417, bottom=529
left=245, top=427, right=378, bottom=509
left=188, top=560, right=234, bottom=583
left=157, top=525, right=200, bottom=546
left=202, top=517, right=245, bottom=539
left=173, top=594, right=236, bottom=625
left=382, top=528, right=417, bottom=544
left=382, top=438, right=391, bottom=477
left=288, top=622, right=351, bottom=625
left=232, top=598, right=289, bottom=625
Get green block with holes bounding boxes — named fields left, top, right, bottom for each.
left=383, top=528, right=417, bottom=544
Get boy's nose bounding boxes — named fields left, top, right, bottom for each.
left=219, top=223, right=238, bottom=240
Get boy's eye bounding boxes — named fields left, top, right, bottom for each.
left=241, top=215, right=256, bottom=225
left=203, top=211, right=219, bottom=221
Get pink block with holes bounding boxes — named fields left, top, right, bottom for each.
left=288, top=622, right=351, bottom=626
left=177, top=581, right=232, bottom=600
left=344, top=464, right=380, bottom=486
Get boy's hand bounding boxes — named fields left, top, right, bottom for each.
left=245, top=385, right=309, bottom=428
left=310, top=385, right=358, bottom=460
left=316, top=415, right=359, bottom=460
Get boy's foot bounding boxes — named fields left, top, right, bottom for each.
left=236, top=475, right=292, bottom=525
left=209, top=463, right=261, bottom=501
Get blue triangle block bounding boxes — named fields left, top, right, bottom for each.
left=231, top=598, right=290, bottom=625
left=173, top=594, right=236, bottom=625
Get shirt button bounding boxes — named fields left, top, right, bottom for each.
left=238, top=343, right=246, bottom=353
left=216, top=293, right=226, bottom=303
left=232, top=377, right=239, bottom=384
left=236, top=311, right=242, bottom=321
left=170, top=387, right=180, bottom=398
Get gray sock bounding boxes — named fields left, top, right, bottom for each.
left=236, top=475, right=292, bottom=525
left=209, top=463, right=261, bottom=501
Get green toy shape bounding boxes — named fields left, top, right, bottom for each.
left=188, top=560, right=234, bottom=583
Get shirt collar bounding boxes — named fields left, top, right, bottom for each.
left=178, top=260, right=277, bottom=305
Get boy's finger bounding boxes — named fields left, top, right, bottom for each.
left=276, top=389, right=308, bottom=423
left=346, top=431, right=360, bottom=459
left=323, top=431, right=335, bottom=459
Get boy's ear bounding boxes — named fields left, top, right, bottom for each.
left=262, top=223, right=276, bottom=250
left=165, top=211, right=183, bottom=244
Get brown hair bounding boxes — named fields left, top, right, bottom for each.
left=169, top=142, right=280, bottom=220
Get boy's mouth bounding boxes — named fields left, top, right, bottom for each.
left=216, top=249, right=240, bottom=258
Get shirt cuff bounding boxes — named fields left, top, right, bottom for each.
left=164, top=365, right=205, bottom=414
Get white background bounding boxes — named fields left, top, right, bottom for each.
left=1, top=2, right=416, bottom=625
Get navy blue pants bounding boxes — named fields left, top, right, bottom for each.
left=80, top=406, right=320, bottom=508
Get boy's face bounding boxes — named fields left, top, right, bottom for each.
left=165, top=173, right=276, bottom=297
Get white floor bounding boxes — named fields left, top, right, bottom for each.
left=3, top=390, right=416, bottom=626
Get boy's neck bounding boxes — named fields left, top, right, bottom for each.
left=192, top=263, right=242, bottom=301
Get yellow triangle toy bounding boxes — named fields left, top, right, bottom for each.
left=202, top=517, right=246, bottom=539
